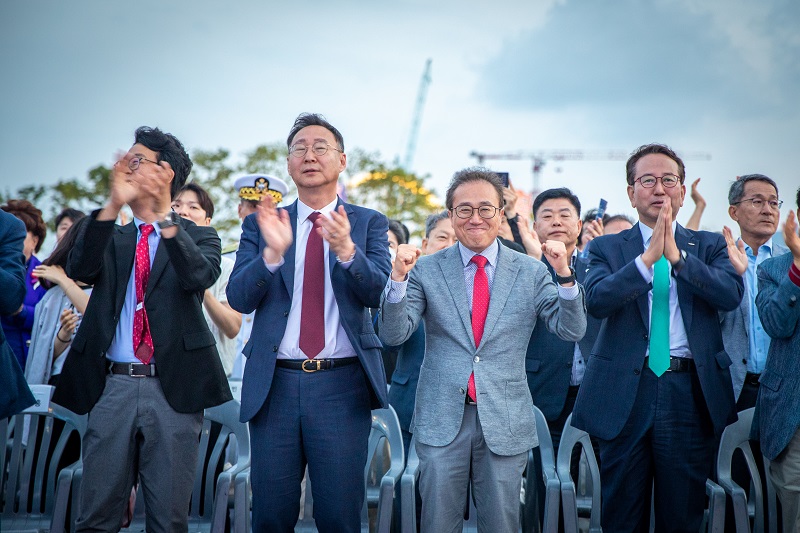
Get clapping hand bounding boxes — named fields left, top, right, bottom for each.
left=722, top=226, right=747, bottom=276
left=256, top=195, right=293, bottom=264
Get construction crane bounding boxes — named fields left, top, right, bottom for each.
left=403, top=59, right=432, bottom=171
left=469, top=149, right=711, bottom=194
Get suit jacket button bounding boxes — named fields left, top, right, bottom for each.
left=742, top=359, right=747, bottom=364
left=257, top=281, right=265, bottom=287
left=567, top=362, right=573, bottom=367
left=273, top=346, right=278, bottom=352
left=459, top=387, right=466, bottom=395
left=284, top=311, right=289, bottom=317
left=474, top=356, right=480, bottom=363
left=643, top=334, right=648, bottom=340
left=634, top=368, right=640, bottom=375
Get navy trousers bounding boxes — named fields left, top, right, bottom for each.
left=249, top=363, right=372, bottom=533
left=598, top=366, right=716, bottom=533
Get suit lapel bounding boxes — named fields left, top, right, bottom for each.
left=440, top=246, right=474, bottom=345
left=623, top=224, right=650, bottom=328
left=114, top=223, right=137, bottom=311
left=675, top=224, right=695, bottom=330
left=145, top=225, right=172, bottom=299
left=478, top=244, right=520, bottom=350
left=281, top=202, right=298, bottom=295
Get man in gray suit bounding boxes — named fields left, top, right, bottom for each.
left=721, top=174, right=787, bottom=407
left=378, top=168, right=586, bottom=532
left=752, top=189, right=800, bottom=532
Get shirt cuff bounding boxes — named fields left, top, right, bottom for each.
left=557, top=283, right=580, bottom=300
left=790, top=262, right=800, bottom=287
left=384, top=276, right=408, bottom=303
left=635, top=255, right=654, bottom=283
left=263, top=256, right=285, bottom=273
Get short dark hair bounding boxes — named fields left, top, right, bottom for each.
left=54, top=208, right=85, bottom=230
left=43, top=216, right=89, bottom=273
left=177, top=182, right=215, bottom=220
left=286, top=113, right=345, bottom=151
left=445, top=167, right=503, bottom=210
left=425, top=210, right=450, bottom=238
left=728, top=174, right=779, bottom=205
left=133, top=126, right=193, bottom=199
left=532, top=187, right=582, bottom=220
left=626, top=144, right=686, bottom=186
left=388, top=219, right=409, bottom=245
left=796, top=186, right=800, bottom=211
left=1, top=199, right=47, bottom=253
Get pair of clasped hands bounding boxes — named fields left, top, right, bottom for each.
left=641, top=202, right=682, bottom=269
left=256, top=196, right=356, bottom=265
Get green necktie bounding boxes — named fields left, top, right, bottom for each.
left=649, top=255, right=670, bottom=376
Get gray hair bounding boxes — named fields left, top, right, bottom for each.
left=425, top=210, right=450, bottom=238
left=728, top=174, right=779, bottom=205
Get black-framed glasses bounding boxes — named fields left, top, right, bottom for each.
left=732, top=197, right=783, bottom=210
left=635, top=174, right=681, bottom=188
left=451, top=205, right=503, bottom=219
left=128, top=156, right=158, bottom=171
left=288, top=141, right=343, bottom=158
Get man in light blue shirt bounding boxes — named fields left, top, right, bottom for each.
left=721, top=174, right=787, bottom=408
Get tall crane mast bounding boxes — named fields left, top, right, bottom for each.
left=403, top=59, right=432, bottom=171
left=469, top=149, right=711, bottom=194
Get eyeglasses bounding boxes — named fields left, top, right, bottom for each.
left=288, top=141, right=343, bottom=158
left=128, top=156, right=158, bottom=171
left=634, top=174, right=681, bottom=188
left=451, top=205, right=503, bottom=219
left=732, top=197, right=783, bottom=211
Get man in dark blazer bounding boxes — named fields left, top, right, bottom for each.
left=0, top=208, right=35, bottom=419
left=752, top=191, right=800, bottom=532
left=53, top=127, right=231, bottom=532
left=572, top=144, right=743, bottom=532
left=227, top=113, right=391, bottom=532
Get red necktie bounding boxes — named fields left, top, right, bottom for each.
left=299, top=212, right=325, bottom=358
left=133, top=224, right=155, bottom=364
left=468, top=255, right=489, bottom=402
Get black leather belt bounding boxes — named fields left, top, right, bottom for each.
left=109, top=362, right=157, bottom=377
left=275, top=356, right=359, bottom=373
left=744, top=372, right=761, bottom=387
left=644, top=356, right=695, bottom=373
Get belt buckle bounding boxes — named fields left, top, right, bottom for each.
left=129, top=364, right=149, bottom=377
left=302, top=359, right=322, bottom=373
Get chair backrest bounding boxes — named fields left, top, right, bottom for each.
left=1, top=385, right=86, bottom=527
left=362, top=406, right=405, bottom=533
left=715, top=407, right=770, bottom=533
left=557, top=413, right=602, bottom=533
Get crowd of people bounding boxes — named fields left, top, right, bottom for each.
left=1, top=113, right=799, bottom=533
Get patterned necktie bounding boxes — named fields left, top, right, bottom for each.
left=649, top=255, right=670, bottom=376
left=133, top=224, right=155, bottom=364
left=468, top=255, right=490, bottom=402
left=299, top=212, right=325, bottom=358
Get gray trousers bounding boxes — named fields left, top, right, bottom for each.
left=416, top=404, right=527, bottom=533
left=771, top=427, right=800, bottom=533
left=76, top=374, right=202, bottom=533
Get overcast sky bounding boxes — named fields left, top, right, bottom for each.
left=1, top=0, right=798, bottom=235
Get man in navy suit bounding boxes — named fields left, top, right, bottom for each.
left=572, top=144, right=743, bottom=532
left=753, top=189, right=800, bottom=532
left=227, top=113, right=391, bottom=532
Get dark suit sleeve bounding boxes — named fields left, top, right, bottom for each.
left=756, top=259, right=800, bottom=339
left=672, top=233, right=743, bottom=312
left=227, top=212, right=277, bottom=314
left=0, top=213, right=27, bottom=315
left=337, top=212, right=391, bottom=309
left=162, top=223, right=221, bottom=292
left=584, top=238, right=651, bottom=319
left=65, top=210, right=116, bottom=284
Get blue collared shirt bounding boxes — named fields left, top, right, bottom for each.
left=106, top=218, right=162, bottom=364
left=744, top=238, right=776, bottom=373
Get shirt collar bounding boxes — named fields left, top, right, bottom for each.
left=297, top=197, right=339, bottom=224
left=742, top=237, right=774, bottom=257
left=134, top=216, right=162, bottom=238
left=458, top=239, right=500, bottom=267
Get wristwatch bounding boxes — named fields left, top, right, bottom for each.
left=160, top=211, right=181, bottom=230
left=556, top=266, right=577, bottom=285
